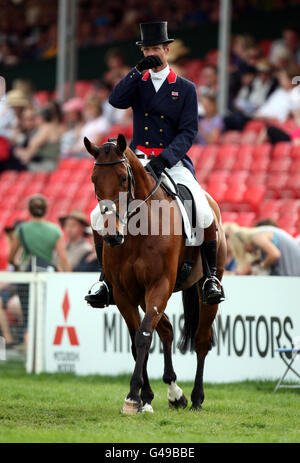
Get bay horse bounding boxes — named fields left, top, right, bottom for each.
left=84, top=133, right=226, bottom=414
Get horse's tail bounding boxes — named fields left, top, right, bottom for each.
left=177, top=283, right=217, bottom=354
left=177, top=283, right=199, bottom=354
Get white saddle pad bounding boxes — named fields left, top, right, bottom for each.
left=160, top=172, right=203, bottom=246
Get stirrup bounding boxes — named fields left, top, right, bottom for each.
left=202, top=276, right=225, bottom=305
left=85, top=280, right=110, bottom=307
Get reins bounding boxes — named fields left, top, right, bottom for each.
left=94, top=150, right=163, bottom=224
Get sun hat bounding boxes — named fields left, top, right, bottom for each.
left=59, top=210, right=89, bottom=227
left=6, top=89, right=30, bottom=108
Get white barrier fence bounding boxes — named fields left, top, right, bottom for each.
left=1, top=273, right=299, bottom=383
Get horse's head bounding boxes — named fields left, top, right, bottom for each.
left=84, top=133, right=134, bottom=247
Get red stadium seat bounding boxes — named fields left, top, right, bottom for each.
left=277, top=215, right=298, bottom=231
left=284, top=173, right=300, bottom=197
left=269, top=158, right=291, bottom=172
left=246, top=172, right=267, bottom=186
left=258, top=200, right=281, bottom=219
left=206, top=183, right=227, bottom=203
left=252, top=143, right=272, bottom=159
left=232, top=145, right=254, bottom=170
left=200, top=145, right=219, bottom=172
left=214, top=144, right=239, bottom=170
left=289, top=158, right=300, bottom=173
left=272, top=142, right=292, bottom=158
left=195, top=169, right=209, bottom=184
left=240, top=131, right=258, bottom=144
left=188, top=145, right=203, bottom=168
left=221, top=184, right=247, bottom=211
left=249, top=157, right=270, bottom=172
left=235, top=212, right=256, bottom=227
left=23, top=181, right=47, bottom=197
left=242, top=185, right=266, bottom=212
left=221, top=131, right=240, bottom=144
left=221, top=211, right=238, bottom=223
left=290, top=145, right=300, bottom=159
left=227, top=170, right=248, bottom=185
left=43, top=182, right=67, bottom=199
left=58, top=157, right=82, bottom=171
left=278, top=199, right=300, bottom=217
left=107, top=124, right=133, bottom=141
left=280, top=119, right=297, bottom=132
left=266, top=173, right=288, bottom=198
left=243, top=120, right=265, bottom=133
left=5, top=181, right=28, bottom=197
left=0, top=171, right=18, bottom=184
left=207, top=170, right=229, bottom=186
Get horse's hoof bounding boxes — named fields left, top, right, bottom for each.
left=190, top=403, right=203, bottom=411
left=142, top=403, right=154, bottom=413
left=121, top=398, right=142, bottom=415
left=168, top=394, right=188, bottom=409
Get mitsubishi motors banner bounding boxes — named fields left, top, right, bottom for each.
left=43, top=274, right=300, bottom=382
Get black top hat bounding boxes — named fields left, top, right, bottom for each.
left=136, top=22, right=174, bottom=47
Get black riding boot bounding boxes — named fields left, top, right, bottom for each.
left=85, top=242, right=115, bottom=308
left=201, top=239, right=224, bottom=305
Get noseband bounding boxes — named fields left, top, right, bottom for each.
left=93, top=142, right=162, bottom=226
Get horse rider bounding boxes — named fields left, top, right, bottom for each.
left=85, top=21, right=224, bottom=308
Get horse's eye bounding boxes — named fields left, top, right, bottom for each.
left=121, top=175, right=128, bottom=186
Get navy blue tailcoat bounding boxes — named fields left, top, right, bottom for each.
left=109, top=67, right=198, bottom=176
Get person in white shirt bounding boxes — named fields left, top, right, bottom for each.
left=254, top=63, right=300, bottom=123
left=235, top=60, right=277, bottom=117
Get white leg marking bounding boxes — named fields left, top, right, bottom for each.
left=167, top=381, right=183, bottom=402
left=142, top=403, right=154, bottom=413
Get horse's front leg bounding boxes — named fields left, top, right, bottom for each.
left=125, top=278, right=170, bottom=413
left=112, top=291, right=145, bottom=415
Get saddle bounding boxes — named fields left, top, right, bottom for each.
left=160, top=175, right=198, bottom=292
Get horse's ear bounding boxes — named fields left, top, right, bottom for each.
left=117, top=133, right=127, bottom=153
left=84, top=137, right=99, bottom=158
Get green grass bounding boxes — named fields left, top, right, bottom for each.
left=0, top=361, right=299, bottom=443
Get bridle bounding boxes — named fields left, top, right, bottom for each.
left=93, top=142, right=162, bottom=226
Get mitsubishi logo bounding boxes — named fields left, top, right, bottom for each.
left=53, top=290, right=79, bottom=345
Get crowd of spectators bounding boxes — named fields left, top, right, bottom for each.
left=1, top=0, right=299, bottom=68
left=1, top=22, right=300, bottom=174
left=0, top=72, right=132, bottom=173
left=195, top=24, right=300, bottom=145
